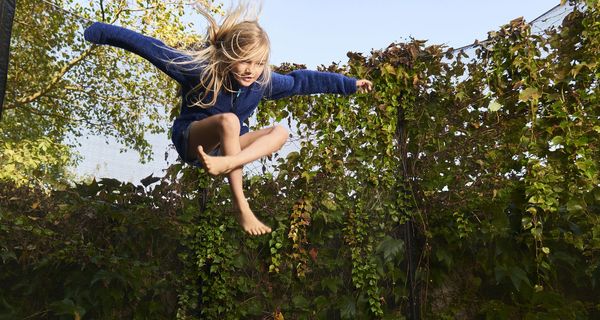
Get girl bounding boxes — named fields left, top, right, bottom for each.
left=84, top=3, right=373, bottom=236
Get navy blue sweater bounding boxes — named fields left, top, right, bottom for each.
left=84, top=22, right=357, bottom=161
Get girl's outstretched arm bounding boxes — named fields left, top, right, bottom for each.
left=265, top=69, right=358, bottom=100
left=84, top=22, right=195, bottom=85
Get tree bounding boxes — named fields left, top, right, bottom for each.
left=1, top=0, right=219, bottom=187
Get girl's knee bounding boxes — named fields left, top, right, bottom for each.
left=217, top=113, right=240, bottom=133
left=272, top=125, right=289, bottom=143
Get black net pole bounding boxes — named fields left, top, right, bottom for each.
left=195, top=184, right=209, bottom=316
left=397, top=104, right=420, bottom=319
left=405, top=220, right=418, bottom=319
left=0, top=0, right=16, bottom=120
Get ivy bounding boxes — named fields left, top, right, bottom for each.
left=2, top=1, right=599, bottom=319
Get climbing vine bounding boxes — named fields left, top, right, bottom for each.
left=1, top=1, right=599, bottom=319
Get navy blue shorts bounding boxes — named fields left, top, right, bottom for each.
left=182, top=123, right=220, bottom=167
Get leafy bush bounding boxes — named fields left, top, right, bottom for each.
left=2, top=1, right=599, bottom=319
left=0, top=175, right=185, bottom=319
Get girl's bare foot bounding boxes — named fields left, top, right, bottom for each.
left=197, top=146, right=235, bottom=176
left=236, top=202, right=272, bottom=236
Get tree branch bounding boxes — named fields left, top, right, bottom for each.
left=63, top=85, right=140, bottom=103
left=15, top=46, right=98, bottom=106
left=100, top=0, right=105, bottom=22
left=18, top=103, right=103, bottom=128
left=12, top=0, right=125, bottom=108
left=122, top=1, right=198, bottom=13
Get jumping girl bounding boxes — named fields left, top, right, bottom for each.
left=84, top=3, right=373, bottom=236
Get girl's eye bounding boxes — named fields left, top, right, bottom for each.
left=243, top=61, right=264, bottom=67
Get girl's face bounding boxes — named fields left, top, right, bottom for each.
left=231, top=59, right=266, bottom=87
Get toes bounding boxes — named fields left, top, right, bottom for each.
left=239, top=215, right=272, bottom=236
left=259, top=226, right=271, bottom=235
left=247, top=227, right=257, bottom=236
left=197, top=146, right=207, bottom=162
left=197, top=146, right=209, bottom=162
left=244, top=226, right=271, bottom=236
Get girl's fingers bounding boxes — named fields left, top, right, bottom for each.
left=357, top=79, right=373, bottom=93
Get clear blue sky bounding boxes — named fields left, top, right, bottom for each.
left=257, top=0, right=560, bottom=68
left=77, top=0, right=562, bottom=182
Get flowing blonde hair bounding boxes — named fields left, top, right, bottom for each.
left=176, top=2, right=271, bottom=108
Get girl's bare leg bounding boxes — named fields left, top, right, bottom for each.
left=187, top=113, right=287, bottom=235
left=199, top=124, right=288, bottom=235
left=197, top=124, right=288, bottom=176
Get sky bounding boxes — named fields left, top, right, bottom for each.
left=76, top=0, right=562, bottom=183
left=258, top=0, right=561, bottom=68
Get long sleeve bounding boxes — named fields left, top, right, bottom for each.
left=265, top=69, right=357, bottom=100
left=84, top=22, right=197, bottom=85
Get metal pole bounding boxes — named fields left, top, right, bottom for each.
left=0, top=0, right=16, bottom=120
left=396, top=103, right=420, bottom=319
left=195, top=182, right=208, bottom=317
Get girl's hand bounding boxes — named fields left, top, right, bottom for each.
left=356, top=79, right=373, bottom=93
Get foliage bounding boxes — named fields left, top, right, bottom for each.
left=189, top=1, right=598, bottom=318
left=0, top=174, right=185, bottom=319
left=1, top=0, right=217, bottom=187
left=0, top=134, right=72, bottom=188
left=2, top=0, right=600, bottom=319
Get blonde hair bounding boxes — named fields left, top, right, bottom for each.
left=176, top=2, right=272, bottom=108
